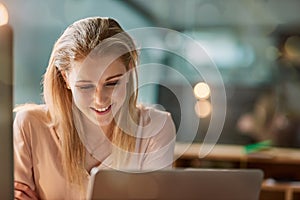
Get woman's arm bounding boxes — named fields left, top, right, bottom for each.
left=14, top=182, right=38, bottom=200
left=14, top=111, right=38, bottom=199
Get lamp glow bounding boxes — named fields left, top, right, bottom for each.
left=0, top=3, right=9, bottom=26
left=194, top=100, right=211, bottom=118
left=194, top=82, right=210, bottom=99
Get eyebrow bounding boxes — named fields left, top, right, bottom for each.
left=76, top=80, right=92, bottom=83
left=75, top=74, right=124, bottom=83
left=105, top=74, right=124, bottom=81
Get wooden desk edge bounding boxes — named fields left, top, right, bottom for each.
left=174, top=142, right=300, bottom=165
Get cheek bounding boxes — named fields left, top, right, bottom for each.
left=112, top=85, right=127, bottom=104
left=72, top=89, right=94, bottom=108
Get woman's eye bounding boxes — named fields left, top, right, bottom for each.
left=105, top=81, right=120, bottom=87
left=76, top=85, right=95, bottom=90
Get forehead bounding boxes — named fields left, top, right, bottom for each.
left=72, top=55, right=127, bottom=82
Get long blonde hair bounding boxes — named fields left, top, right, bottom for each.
left=43, top=17, right=139, bottom=187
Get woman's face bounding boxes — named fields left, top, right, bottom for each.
left=66, top=55, right=128, bottom=127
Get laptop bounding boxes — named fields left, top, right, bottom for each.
left=87, top=168, right=263, bottom=200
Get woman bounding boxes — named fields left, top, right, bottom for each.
left=14, top=17, right=176, bottom=199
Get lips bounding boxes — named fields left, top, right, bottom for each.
left=92, top=104, right=112, bottom=115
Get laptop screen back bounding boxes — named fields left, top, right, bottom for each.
left=87, top=168, right=263, bottom=200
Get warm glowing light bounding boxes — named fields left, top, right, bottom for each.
left=194, top=82, right=210, bottom=99
left=0, top=3, right=9, bottom=26
left=284, top=36, right=300, bottom=62
left=194, top=100, right=211, bottom=118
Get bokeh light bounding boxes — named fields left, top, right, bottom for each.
left=194, top=100, right=211, bottom=118
left=194, top=82, right=210, bottom=99
left=0, top=3, right=9, bottom=26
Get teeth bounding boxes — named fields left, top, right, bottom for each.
left=95, top=105, right=110, bottom=112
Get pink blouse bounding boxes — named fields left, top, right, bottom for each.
left=14, top=104, right=176, bottom=199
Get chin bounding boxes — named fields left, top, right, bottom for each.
left=96, top=115, right=114, bottom=127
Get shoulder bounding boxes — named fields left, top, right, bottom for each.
left=138, top=104, right=173, bottom=121
left=137, top=105, right=176, bottom=158
left=13, top=104, right=52, bottom=152
left=14, top=104, right=50, bottom=128
left=138, top=105, right=176, bottom=139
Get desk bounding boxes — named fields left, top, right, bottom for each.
left=262, top=180, right=300, bottom=200
left=175, top=143, right=300, bottom=165
left=174, top=143, right=300, bottom=200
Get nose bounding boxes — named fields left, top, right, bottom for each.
left=94, top=86, right=110, bottom=104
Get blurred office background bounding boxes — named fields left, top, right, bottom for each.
left=3, top=0, right=300, bottom=148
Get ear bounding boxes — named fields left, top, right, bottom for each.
left=60, top=71, right=71, bottom=89
left=128, top=59, right=136, bottom=69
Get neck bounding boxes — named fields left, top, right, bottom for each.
left=78, top=113, right=113, bottom=144
left=100, top=122, right=114, bottom=141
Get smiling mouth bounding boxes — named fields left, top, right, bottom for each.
left=92, top=104, right=112, bottom=115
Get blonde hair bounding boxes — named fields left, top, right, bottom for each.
left=43, top=17, right=139, bottom=188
